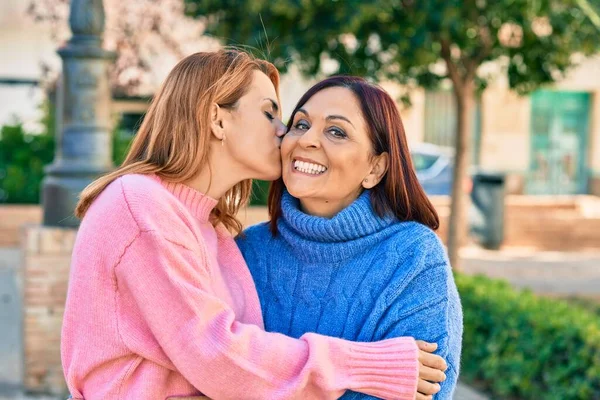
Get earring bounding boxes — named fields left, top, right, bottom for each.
left=363, top=178, right=368, bottom=183
left=221, top=135, right=226, bottom=146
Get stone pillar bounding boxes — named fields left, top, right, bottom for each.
left=42, top=0, right=115, bottom=228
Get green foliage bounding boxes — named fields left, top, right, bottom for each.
left=457, top=273, right=600, bottom=400
left=112, top=130, right=133, bottom=167
left=186, top=0, right=598, bottom=93
left=0, top=123, right=55, bottom=204
left=0, top=103, right=135, bottom=204
left=566, top=296, right=600, bottom=316
left=250, top=180, right=270, bottom=206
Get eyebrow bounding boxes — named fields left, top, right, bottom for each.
left=297, top=108, right=355, bottom=128
left=264, top=98, right=279, bottom=113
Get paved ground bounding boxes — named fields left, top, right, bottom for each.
left=0, top=248, right=22, bottom=398
left=462, top=246, right=600, bottom=297
left=454, top=383, right=489, bottom=400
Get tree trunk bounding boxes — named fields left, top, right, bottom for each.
left=447, top=79, right=475, bottom=271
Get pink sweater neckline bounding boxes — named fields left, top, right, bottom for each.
left=149, top=174, right=218, bottom=223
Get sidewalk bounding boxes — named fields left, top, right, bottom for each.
left=455, top=383, right=488, bottom=400
left=461, top=246, right=600, bottom=297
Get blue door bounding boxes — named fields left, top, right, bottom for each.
left=527, top=90, right=590, bottom=194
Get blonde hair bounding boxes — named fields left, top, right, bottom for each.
left=75, top=49, right=280, bottom=234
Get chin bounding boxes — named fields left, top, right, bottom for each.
left=259, top=168, right=282, bottom=182
left=284, top=184, right=313, bottom=199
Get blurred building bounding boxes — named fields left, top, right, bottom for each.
left=397, top=57, right=600, bottom=197
left=0, top=0, right=59, bottom=131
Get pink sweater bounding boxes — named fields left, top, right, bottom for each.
left=61, top=174, right=419, bottom=400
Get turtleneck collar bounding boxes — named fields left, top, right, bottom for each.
left=150, top=174, right=218, bottom=223
left=278, top=190, right=400, bottom=263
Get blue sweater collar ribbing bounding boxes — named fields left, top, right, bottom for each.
left=278, top=190, right=398, bottom=263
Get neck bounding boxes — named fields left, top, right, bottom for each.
left=184, top=143, right=248, bottom=200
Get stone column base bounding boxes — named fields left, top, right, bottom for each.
left=21, top=225, right=76, bottom=395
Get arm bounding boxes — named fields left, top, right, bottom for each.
left=116, top=230, right=419, bottom=400
left=373, top=260, right=463, bottom=400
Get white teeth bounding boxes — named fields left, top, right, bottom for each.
left=293, top=160, right=327, bottom=175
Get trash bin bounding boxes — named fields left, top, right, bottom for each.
left=469, top=171, right=506, bottom=250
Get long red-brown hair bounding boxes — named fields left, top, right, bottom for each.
left=75, top=49, right=279, bottom=234
left=268, top=76, right=438, bottom=234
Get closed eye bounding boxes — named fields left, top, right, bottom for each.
left=264, top=111, right=274, bottom=121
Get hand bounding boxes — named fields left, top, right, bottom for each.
left=415, top=340, right=448, bottom=400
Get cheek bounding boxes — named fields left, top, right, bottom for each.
left=329, top=150, right=370, bottom=184
left=280, top=135, right=296, bottom=160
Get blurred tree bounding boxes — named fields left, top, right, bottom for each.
left=186, top=0, right=598, bottom=269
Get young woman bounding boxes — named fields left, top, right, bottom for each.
left=61, top=50, right=446, bottom=400
left=237, top=76, right=463, bottom=399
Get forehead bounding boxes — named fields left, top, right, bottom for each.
left=300, top=87, right=362, bottom=119
left=245, top=70, right=277, bottom=101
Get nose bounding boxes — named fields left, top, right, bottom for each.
left=298, top=127, right=320, bottom=149
left=275, top=119, right=287, bottom=138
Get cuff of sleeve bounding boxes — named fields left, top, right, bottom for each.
left=304, top=334, right=419, bottom=400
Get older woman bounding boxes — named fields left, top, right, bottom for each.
left=238, top=76, right=463, bottom=399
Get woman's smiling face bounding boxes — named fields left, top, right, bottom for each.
left=281, top=86, right=385, bottom=217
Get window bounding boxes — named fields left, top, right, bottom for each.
left=423, top=90, right=482, bottom=165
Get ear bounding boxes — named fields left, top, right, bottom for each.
left=362, top=152, right=389, bottom=189
left=210, top=103, right=226, bottom=141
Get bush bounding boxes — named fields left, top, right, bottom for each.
left=250, top=180, right=270, bottom=206
left=457, top=273, right=600, bottom=400
left=0, top=107, right=135, bottom=204
left=0, top=123, right=55, bottom=204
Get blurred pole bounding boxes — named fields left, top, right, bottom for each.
left=42, top=0, right=116, bottom=227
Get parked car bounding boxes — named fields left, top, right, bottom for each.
left=411, top=143, right=506, bottom=249
left=410, top=143, right=455, bottom=195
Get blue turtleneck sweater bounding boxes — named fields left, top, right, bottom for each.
left=236, top=191, right=463, bottom=399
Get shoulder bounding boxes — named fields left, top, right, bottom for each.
left=117, top=174, right=174, bottom=220
left=75, top=175, right=140, bottom=258
left=235, top=222, right=273, bottom=256
left=118, top=174, right=194, bottom=231
left=239, top=222, right=272, bottom=240
left=87, top=174, right=200, bottom=250
left=382, top=221, right=456, bottom=300
left=389, top=221, right=447, bottom=265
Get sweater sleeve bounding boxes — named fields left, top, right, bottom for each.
left=372, top=244, right=463, bottom=400
left=115, top=230, right=419, bottom=400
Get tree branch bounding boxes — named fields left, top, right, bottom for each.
left=440, top=38, right=464, bottom=93
left=466, top=25, right=493, bottom=80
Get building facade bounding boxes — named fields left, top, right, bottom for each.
left=397, top=57, right=600, bottom=196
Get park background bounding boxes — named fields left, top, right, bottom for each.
left=1, top=0, right=600, bottom=399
